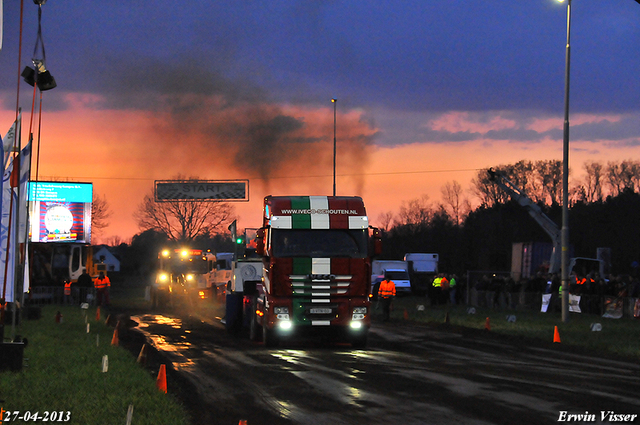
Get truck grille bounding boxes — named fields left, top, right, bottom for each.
left=289, top=274, right=352, bottom=300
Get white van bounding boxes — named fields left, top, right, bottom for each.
left=371, top=264, right=412, bottom=298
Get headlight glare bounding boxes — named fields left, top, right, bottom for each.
left=279, top=321, right=293, bottom=330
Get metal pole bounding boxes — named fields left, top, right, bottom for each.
left=332, top=98, right=337, bottom=197
left=561, top=0, right=572, bottom=323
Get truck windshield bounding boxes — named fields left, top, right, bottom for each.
left=169, top=258, right=208, bottom=275
left=271, top=229, right=368, bottom=258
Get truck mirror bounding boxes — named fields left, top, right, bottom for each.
left=256, top=228, right=266, bottom=256
left=371, top=227, right=382, bottom=257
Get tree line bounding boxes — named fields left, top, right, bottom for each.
left=378, top=159, right=640, bottom=277
left=99, top=160, right=640, bottom=280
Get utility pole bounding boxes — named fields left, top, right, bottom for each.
left=332, top=98, right=337, bottom=196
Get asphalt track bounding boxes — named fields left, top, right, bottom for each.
left=123, top=303, right=640, bottom=425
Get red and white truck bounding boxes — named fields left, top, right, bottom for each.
left=225, top=195, right=381, bottom=347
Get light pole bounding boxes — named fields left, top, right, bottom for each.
left=558, top=0, right=571, bottom=323
left=332, top=98, right=337, bottom=196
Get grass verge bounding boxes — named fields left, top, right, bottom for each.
left=380, top=296, right=640, bottom=360
left=0, top=304, right=190, bottom=425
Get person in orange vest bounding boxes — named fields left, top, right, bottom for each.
left=94, top=271, right=111, bottom=307
left=63, top=280, right=73, bottom=305
left=378, top=272, right=396, bottom=322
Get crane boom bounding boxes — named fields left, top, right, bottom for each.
left=488, top=168, right=561, bottom=274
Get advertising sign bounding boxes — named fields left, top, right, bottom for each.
left=28, top=181, right=93, bottom=243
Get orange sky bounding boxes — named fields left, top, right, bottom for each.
left=3, top=99, right=640, bottom=245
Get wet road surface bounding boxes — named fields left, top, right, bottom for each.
left=132, top=309, right=640, bottom=425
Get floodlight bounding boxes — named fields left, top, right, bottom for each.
left=21, top=59, right=57, bottom=91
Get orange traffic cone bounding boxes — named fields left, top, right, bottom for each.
left=111, top=328, right=119, bottom=346
left=137, top=344, right=148, bottom=365
left=553, top=326, right=561, bottom=343
left=96, top=306, right=100, bottom=322
left=485, top=317, right=491, bottom=331
left=157, top=364, right=167, bottom=393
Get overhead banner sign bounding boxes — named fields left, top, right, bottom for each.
left=155, top=180, right=249, bottom=202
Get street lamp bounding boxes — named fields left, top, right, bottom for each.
left=558, top=0, right=571, bottom=323
left=556, top=0, right=639, bottom=322
left=332, top=98, right=337, bottom=196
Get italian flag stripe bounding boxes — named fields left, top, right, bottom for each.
left=310, top=196, right=330, bottom=229
left=312, top=258, right=331, bottom=274
left=291, top=197, right=311, bottom=229
left=293, top=257, right=312, bottom=324
left=293, top=257, right=312, bottom=275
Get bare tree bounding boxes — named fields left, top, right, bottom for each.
left=471, top=168, right=509, bottom=207
left=576, top=161, right=604, bottom=203
left=535, top=160, right=563, bottom=206
left=606, top=160, right=640, bottom=196
left=376, top=211, right=395, bottom=232
left=135, top=184, right=234, bottom=243
left=91, top=193, right=112, bottom=237
left=106, top=235, right=125, bottom=246
left=504, top=160, right=538, bottom=201
left=475, top=160, right=565, bottom=207
left=397, top=194, right=434, bottom=229
left=440, top=180, right=470, bottom=226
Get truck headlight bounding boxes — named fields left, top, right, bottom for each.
left=279, top=321, right=292, bottom=330
left=186, top=274, right=194, bottom=281
left=352, top=306, right=367, bottom=320
left=274, top=306, right=291, bottom=327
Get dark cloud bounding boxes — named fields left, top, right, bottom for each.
left=2, top=0, right=640, bottom=148
left=571, top=117, right=640, bottom=142
left=80, top=57, right=376, bottom=188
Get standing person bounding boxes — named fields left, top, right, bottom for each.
left=449, top=274, right=458, bottom=305
left=378, top=272, right=396, bottom=322
left=440, top=274, right=450, bottom=305
left=94, top=271, right=111, bottom=307
left=76, top=270, right=94, bottom=304
left=63, top=280, right=73, bottom=305
left=431, top=274, right=443, bottom=306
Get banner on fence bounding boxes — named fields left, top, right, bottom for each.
left=569, top=294, right=581, bottom=313
left=541, top=293, right=552, bottom=313
left=602, top=296, right=623, bottom=319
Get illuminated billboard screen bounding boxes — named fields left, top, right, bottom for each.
left=28, top=181, right=93, bottom=243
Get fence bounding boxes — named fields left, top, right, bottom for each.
left=463, top=271, right=640, bottom=318
left=26, top=286, right=96, bottom=306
